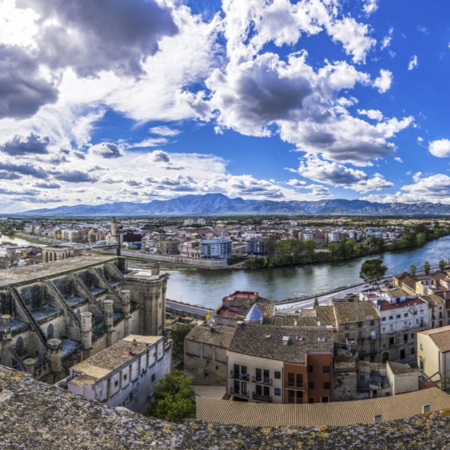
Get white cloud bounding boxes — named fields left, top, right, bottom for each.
left=429, top=139, right=450, bottom=158
left=363, top=0, right=378, bottom=15
left=408, top=55, right=418, bottom=71
left=373, top=69, right=393, bottom=93
left=358, top=109, right=383, bottom=121
left=381, top=27, right=393, bottom=50
left=327, top=17, right=376, bottom=63
left=293, top=155, right=392, bottom=193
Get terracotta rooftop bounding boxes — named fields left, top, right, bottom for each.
left=419, top=325, right=450, bottom=353
left=378, top=297, right=426, bottom=312
left=333, top=301, right=380, bottom=323
left=197, top=387, right=450, bottom=427
left=228, top=324, right=333, bottom=364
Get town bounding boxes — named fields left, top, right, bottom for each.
left=2, top=215, right=450, bottom=438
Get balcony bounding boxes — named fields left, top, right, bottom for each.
left=230, top=387, right=249, bottom=399
left=287, top=382, right=305, bottom=390
left=252, top=376, right=272, bottom=386
left=252, top=392, right=273, bottom=403
left=230, top=371, right=250, bottom=381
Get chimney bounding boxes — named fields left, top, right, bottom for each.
left=80, top=311, right=93, bottom=351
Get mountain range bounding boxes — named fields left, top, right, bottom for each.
left=17, top=193, right=450, bottom=216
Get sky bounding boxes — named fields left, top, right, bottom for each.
left=1, top=0, right=450, bottom=213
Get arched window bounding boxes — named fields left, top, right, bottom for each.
left=381, top=351, right=389, bottom=364
left=47, top=324, right=54, bottom=340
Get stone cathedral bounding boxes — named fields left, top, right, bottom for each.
left=0, top=249, right=169, bottom=384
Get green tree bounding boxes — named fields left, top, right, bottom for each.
left=424, top=261, right=431, bottom=275
left=439, top=259, right=446, bottom=272
left=314, top=296, right=319, bottom=309
left=416, top=232, right=427, bottom=247
left=147, top=370, right=196, bottom=423
left=359, top=258, right=387, bottom=290
left=410, top=264, right=417, bottom=277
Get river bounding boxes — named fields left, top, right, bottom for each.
left=151, top=236, right=450, bottom=309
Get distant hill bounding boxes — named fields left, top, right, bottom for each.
left=18, top=193, right=450, bottom=216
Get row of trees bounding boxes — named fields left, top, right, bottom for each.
left=244, top=224, right=450, bottom=270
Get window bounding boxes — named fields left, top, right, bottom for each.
left=358, top=322, right=362, bottom=328
left=288, top=373, right=295, bottom=387
left=396, top=314, right=401, bottom=319
left=389, top=316, right=393, bottom=320
left=321, top=397, right=329, bottom=403
left=123, top=374, right=127, bottom=381
left=255, top=368, right=262, bottom=381
left=308, top=382, right=314, bottom=389
left=274, top=371, right=281, bottom=379
left=404, top=313, right=408, bottom=318
left=308, top=398, right=314, bottom=404
left=411, top=347, right=416, bottom=355
left=274, top=388, right=281, bottom=396
left=359, top=375, right=365, bottom=380
left=296, top=373, right=303, bottom=387
left=345, top=333, right=350, bottom=339
left=323, top=382, right=330, bottom=389
left=307, top=365, right=313, bottom=373
left=370, top=320, right=375, bottom=326
left=381, top=317, right=386, bottom=322
left=323, top=366, right=330, bottom=373
left=420, top=343, right=423, bottom=351
left=114, top=380, right=119, bottom=387
left=204, top=370, right=209, bottom=377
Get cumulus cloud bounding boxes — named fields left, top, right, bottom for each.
left=358, top=109, right=383, bottom=121
left=89, top=142, right=123, bottom=159
left=408, top=55, right=418, bottom=71
left=0, top=133, right=50, bottom=155
left=0, top=161, right=48, bottom=179
left=327, top=17, right=376, bottom=63
left=294, top=156, right=393, bottom=193
left=381, top=27, right=393, bottom=50
left=16, top=0, right=178, bottom=77
left=151, top=150, right=171, bottom=163
left=53, top=170, right=95, bottom=183
left=373, top=69, right=392, bottom=93
left=0, top=45, right=57, bottom=119
left=429, top=139, right=450, bottom=157
left=149, top=126, right=180, bottom=137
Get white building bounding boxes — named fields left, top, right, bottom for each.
left=66, top=335, right=171, bottom=413
left=201, top=238, right=232, bottom=259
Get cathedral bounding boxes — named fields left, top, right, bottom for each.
left=0, top=248, right=169, bottom=384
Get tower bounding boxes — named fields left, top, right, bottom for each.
left=123, top=263, right=169, bottom=336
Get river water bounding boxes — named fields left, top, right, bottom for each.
left=156, top=235, right=450, bottom=309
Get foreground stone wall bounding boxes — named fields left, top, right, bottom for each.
left=1, top=366, right=450, bottom=450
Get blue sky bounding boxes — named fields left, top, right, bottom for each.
left=1, top=0, right=450, bottom=212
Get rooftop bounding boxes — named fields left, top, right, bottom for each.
left=387, top=361, right=418, bottom=376
left=419, top=325, right=450, bottom=352
left=186, top=325, right=235, bottom=348
left=378, top=297, right=425, bottom=312
left=197, top=387, right=450, bottom=428
left=228, top=324, right=333, bottom=364
left=69, top=335, right=161, bottom=386
left=333, top=301, right=379, bottom=323
left=0, top=255, right=119, bottom=288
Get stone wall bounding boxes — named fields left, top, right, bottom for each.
left=2, top=366, right=450, bottom=449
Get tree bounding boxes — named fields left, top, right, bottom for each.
left=439, top=259, right=446, bottom=272
left=410, top=264, right=417, bottom=277
left=359, top=258, right=387, bottom=290
left=314, top=296, right=319, bottom=309
left=424, top=261, right=431, bottom=275
left=147, top=370, right=196, bottom=423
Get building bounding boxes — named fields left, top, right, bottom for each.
left=65, top=334, right=171, bottom=413
left=227, top=324, right=334, bottom=404
left=200, top=238, right=232, bottom=259
left=214, top=291, right=274, bottom=327
left=0, top=255, right=169, bottom=384
left=184, top=324, right=235, bottom=385
left=417, top=325, right=450, bottom=391
left=333, top=300, right=381, bottom=362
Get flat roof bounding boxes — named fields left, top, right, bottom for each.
left=0, top=255, right=119, bottom=288
left=197, top=387, right=450, bottom=427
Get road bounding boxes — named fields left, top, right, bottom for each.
left=167, top=299, right=212, bottom=316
